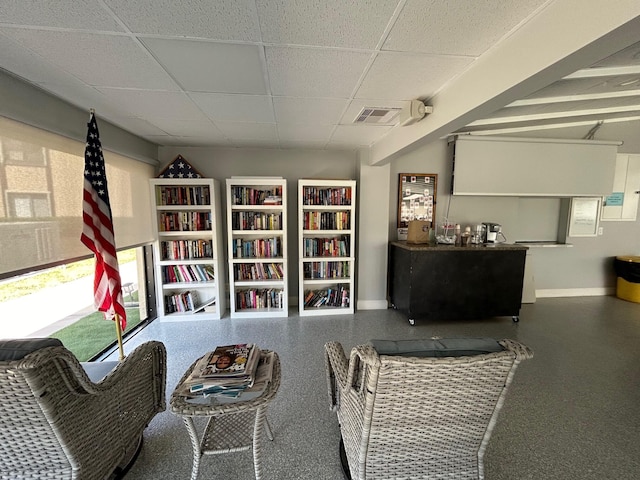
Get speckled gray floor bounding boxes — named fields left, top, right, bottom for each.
left=107, top=296, right=640, bottom=480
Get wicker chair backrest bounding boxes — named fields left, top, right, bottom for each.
left=330, top=339, right=533, bottom=480
left=0, top=350, right=73, bottom=478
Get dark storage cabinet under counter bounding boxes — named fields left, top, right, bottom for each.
left=388, top=241, right=528, bottom=325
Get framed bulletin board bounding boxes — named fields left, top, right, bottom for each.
left=568, top=197, right=601, bottom=237
left=397, top=173, right=437, bottom=229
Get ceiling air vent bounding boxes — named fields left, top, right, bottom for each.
left=354, top=107, right=401, bottom=125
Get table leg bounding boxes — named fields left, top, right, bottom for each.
left=253, top=406, right=270, bottom=480
left=264, top=418, right=274, bottom=441
left=183, top=416, right=203, bottom=480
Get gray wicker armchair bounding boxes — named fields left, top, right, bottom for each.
left=0, top=338, right=166, bottom=480
left=325, top=338, right=533, bottom=480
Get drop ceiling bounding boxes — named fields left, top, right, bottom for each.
left=1, top=1, right=639, bottom=154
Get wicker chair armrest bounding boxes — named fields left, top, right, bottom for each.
left=347, top=344, right=380, bottom=392
left=499, top=339, right=534, bottom=361
left=15, top=341, right=166, bottom=476
left=19, top=341, right=166, bottom=402
left=324, top=342, right=349, bottom=411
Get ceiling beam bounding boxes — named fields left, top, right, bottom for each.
left=368, top=1, right=640, bottom=166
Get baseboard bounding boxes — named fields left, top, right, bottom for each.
left=357, top=300, right=389, bottom=310
left=536, top=287, right=615, bottom=298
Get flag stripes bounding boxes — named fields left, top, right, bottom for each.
left=80, top=112, right=126, bottom=330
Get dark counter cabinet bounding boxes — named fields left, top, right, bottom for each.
left=388, top=241, right=527, bottom=325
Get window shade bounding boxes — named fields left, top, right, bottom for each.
left=0, top=116, right=154, bottom=276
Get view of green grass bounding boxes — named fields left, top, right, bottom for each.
left=51, top=305, right=142, bottom=361
left=0, top=249, right=137, bottom=303
left=0, top=249, right=142, bottom=361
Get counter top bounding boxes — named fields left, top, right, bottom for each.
left=391, top=241, right=528, bottom=252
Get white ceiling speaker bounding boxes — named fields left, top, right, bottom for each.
left=400, top=100, right=433, bottom=126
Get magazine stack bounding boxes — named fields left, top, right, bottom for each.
left=181, top=343, right=275, bottom=399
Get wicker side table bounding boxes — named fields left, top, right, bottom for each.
left=170, top=350, right=281, bottom=480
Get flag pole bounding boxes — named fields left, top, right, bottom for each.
left=115, top=314, right=125, bottom=361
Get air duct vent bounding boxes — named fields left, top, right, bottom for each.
left=354, top=107, right=401, bottom=125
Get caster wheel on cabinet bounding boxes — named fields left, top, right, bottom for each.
left=512, top=316, right=520, bottom=323
left=408, top=318, right=415, bottom=326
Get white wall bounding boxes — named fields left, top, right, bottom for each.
left=386, top=124, right=640, bottom=298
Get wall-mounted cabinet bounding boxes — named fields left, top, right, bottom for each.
left=150, top=178, right=225, bottom=320
left=226, top=177, right=288, bottom=318
left=298, top=179, right=356, bottom=316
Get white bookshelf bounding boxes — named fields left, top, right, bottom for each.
left=298, top=179, right=356, bottom=316
left=226, top=177, right=288, bottom=318
left=150, top=178, right=226, bottom=320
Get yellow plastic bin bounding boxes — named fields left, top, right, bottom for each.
left=614, top=255, right=640, bottom=303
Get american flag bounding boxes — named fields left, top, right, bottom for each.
left=158, top=155, right=202, bottom=178
left=80, top=112, right=126, bottom=331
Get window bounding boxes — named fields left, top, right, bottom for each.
left=8, top=192, right=52, bottom=218
left=0, top=115, right=158, bottom=360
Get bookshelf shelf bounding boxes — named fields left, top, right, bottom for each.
left=150, top=178, right=226, bottom=320
left=227, top=177, right=288, bottom=318
left=298, top=179, right=356, bottom=316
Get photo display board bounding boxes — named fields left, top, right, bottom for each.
left=397, top=173, right=437, bottom=229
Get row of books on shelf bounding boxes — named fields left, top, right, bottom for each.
left=303, top=211, right=351, bottom=230
left=302, top=186, right=352, bottom=206
left=236, top=288, right=285, bottom=310
left=303, top=285, right=350, bottom=308
left=302, top=236, right=350, bottom=258
left=232, top=237, right=282, bottom=259
left=234, top=262, right=284, bottom=281
left=161, top=239, right=213, bottom=260
left=156, top=185, right=210, bottom=206
left=303, top=260, right=350, bottom=279
left=162, top=264, right=215, bottom=284
left=231, top=212, right=283, bottom=231
left=158, top=211, right=212, bottom=232
left=179, top=343, right=275, bottom=399
left=164, top=290, right=216, bottom=314
left=230, top=186, right=283, bottom=206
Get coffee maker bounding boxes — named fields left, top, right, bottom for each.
left=482, top=222, right=502, bottom=243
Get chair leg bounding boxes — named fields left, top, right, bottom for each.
left=339, top=437, right=352, bottom=480
left=112, top=435, right=143, bottom=479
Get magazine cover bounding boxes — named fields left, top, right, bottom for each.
left=199, top=343, right=259, bottom=377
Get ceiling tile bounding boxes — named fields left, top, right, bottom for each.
left=273, top=97, right=348, bottom=125
left=356, top=52, right=474, bottom=100
left=0, top=0, right=124, bottom=31
left=144, top=135, right=233, bottom=147
left=36, top=81, right=123, bottom=118
left=215, top=122, right=278, bottom=143
left=142, top=38, right=266, bottom=94
left=266, top=47, right=372, bottom=97
left=329, top=124, right=392, bottom=146
left=190, top=93, right=275, bottom=123
left=106, top=117, right=169, bottom=136
left=147, top=118, right=226, bottom=138
left=383, top=0, right=548, bottom=56
left=104, top=0, right=260, bottom=40
left=1, top=29, right=177, bottom=89
left=0, top=33, right=80, bottom=85
left=277, top=124, right=334, bottom=143
left=95, top=89, right=208, bottom=120
left=257, top=0, right=399, bottom=49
